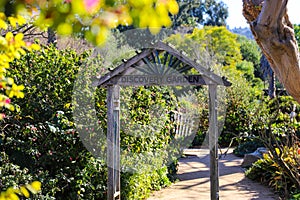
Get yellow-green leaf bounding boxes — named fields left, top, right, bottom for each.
left=20, top=186, right=30, bottom=198
left=57, top=23, right=73, bottom=35
left=0, top=19, right=7, bottom=30
left=29, top=181, right=42, bottom=192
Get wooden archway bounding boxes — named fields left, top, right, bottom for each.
left=94, top=41, right=231, bottom=200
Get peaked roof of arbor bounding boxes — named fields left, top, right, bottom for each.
left=93, top=41, right=231, bottom=87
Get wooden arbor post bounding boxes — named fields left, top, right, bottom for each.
left=209, top=84, right=219, bottom=200
left=105, top=83, right=220, bottom=200
left=107, top=85, right=121, bottom=200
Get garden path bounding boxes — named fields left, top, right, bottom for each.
left=148, top=148, right=280, bottom=200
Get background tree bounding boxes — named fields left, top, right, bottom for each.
left=171, top=0, right=228, bottom=29
left=171, top=0, right=201, bottom=29
left=237, top=35, right=262, bottom=79
left=166, top=26, right=263, bottom=146
left=243, top=0, right=300, bottom=103
left=294, top=24, right=300, bottom=49
left=189, top=26, right=242, bottom=67
left=201, top=0, right=228, bottom=26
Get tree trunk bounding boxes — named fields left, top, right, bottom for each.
left=47, top=28, right=57, bottom=47
left=242, top=0, right=300, bottom=103
left=268, top=71, right=276, bottom=98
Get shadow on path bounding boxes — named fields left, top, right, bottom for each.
left=148, top=149, right=280, bottom=200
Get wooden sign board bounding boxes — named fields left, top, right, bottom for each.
left=103, top=75, right=212, bottom=86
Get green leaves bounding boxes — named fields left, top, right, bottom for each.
left=8, top=45, right=88, bottom=122
left=2, top=42, right=179, bottom=199
left=121, top=86, right=177, bottom=154
left=191, top=26, right=242, bottom=66
left=166, top=26, right=263, bottom=146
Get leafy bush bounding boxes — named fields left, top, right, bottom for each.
left=121, top=166, right=171, bottom=200
left=245, top=154, right=280, bottom=188
left=0, top=151, right=47, bottom=199
left=0, top=152, right=35, bottom=189
left=120, top=86, right=177, bottom=153
left=119, top=85, right=179, bottom=199
left=245, top=96, right=300, bottom=198
left=246, top=149, right=299, bottom=197
left=191, top=130, right=206, bottom=147
left=290, top=192, right=300, bottom=200
left=7, top=44, right=88, bottom=122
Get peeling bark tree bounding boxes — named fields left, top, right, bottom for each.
left=243, top=0, right=300, bottom=103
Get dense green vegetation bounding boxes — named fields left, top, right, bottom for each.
left=1, top=45, right=178, bottom=199
left=1, top=12, right=300, bottom=200
left=2, top=0, right=300, bottom=199
left=171, top=0, right=228, bottom=28
left=165, top=26, right=263, bottom=147
left=244, top=96, right=300, bottom=198
left=163, top=26, right=300, bottom=199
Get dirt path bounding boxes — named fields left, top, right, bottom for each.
left=148, top=149, right=280, bottom=200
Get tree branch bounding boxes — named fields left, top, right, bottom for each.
left=243, top=0, right=300, bottom=103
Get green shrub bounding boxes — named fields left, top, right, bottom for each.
left=7, top=44, right=89, bottom=123
left=290, top=192, right=300, bottom=200
left=119, top=85, right=179, bottom=199
left=246, top=149, right=299, bottom=197
left=0, top=152, right=49, bottom=199
left=191, top=130, right=206, bottom=147
left=120, top=86, right=177, bottom=153
left=244, top=96, right=300, bottom=198
left=121, top=166, right=171, bottom=200
left=0, top=152, right=35, bottom=189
